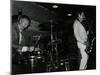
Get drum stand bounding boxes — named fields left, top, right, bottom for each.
left=47, top=20, right=59, bottom=72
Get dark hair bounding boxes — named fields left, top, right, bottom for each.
left=12, top=15, right=31, bottom=30
left=18, top=15, right=31, bottom=26
left=75, top=9, right=88, bottom=20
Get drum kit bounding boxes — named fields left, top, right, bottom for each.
left=16, top=20, right=70, bottom=72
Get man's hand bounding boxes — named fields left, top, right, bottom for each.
left=29, top=46, right=35, bottom=52
left=21, top=46, right=29, bottom=52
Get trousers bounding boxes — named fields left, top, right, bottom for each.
left=77, top=42, right=88, bottom=70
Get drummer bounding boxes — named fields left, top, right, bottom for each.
left=12, top=14, right=31, bottom=62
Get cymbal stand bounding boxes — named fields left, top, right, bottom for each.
left=46, top=20, right=54, bottom=71
left=54, top=32, right=59, bottom=69
left=48, top=20, right=60, bottom=71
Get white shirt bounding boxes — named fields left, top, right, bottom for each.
left=19, top=32, right=22, bottom=45
left=73, top=19, right=88, bottom=44
left=18, top=24, right=23, bottom=45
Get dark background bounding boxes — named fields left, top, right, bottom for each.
left=12, top=0, right=96, bottom=74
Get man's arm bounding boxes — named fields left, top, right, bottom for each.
left=12, top=42, right=21, bottom=49
left=12, top=28, right=22, bottom=50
